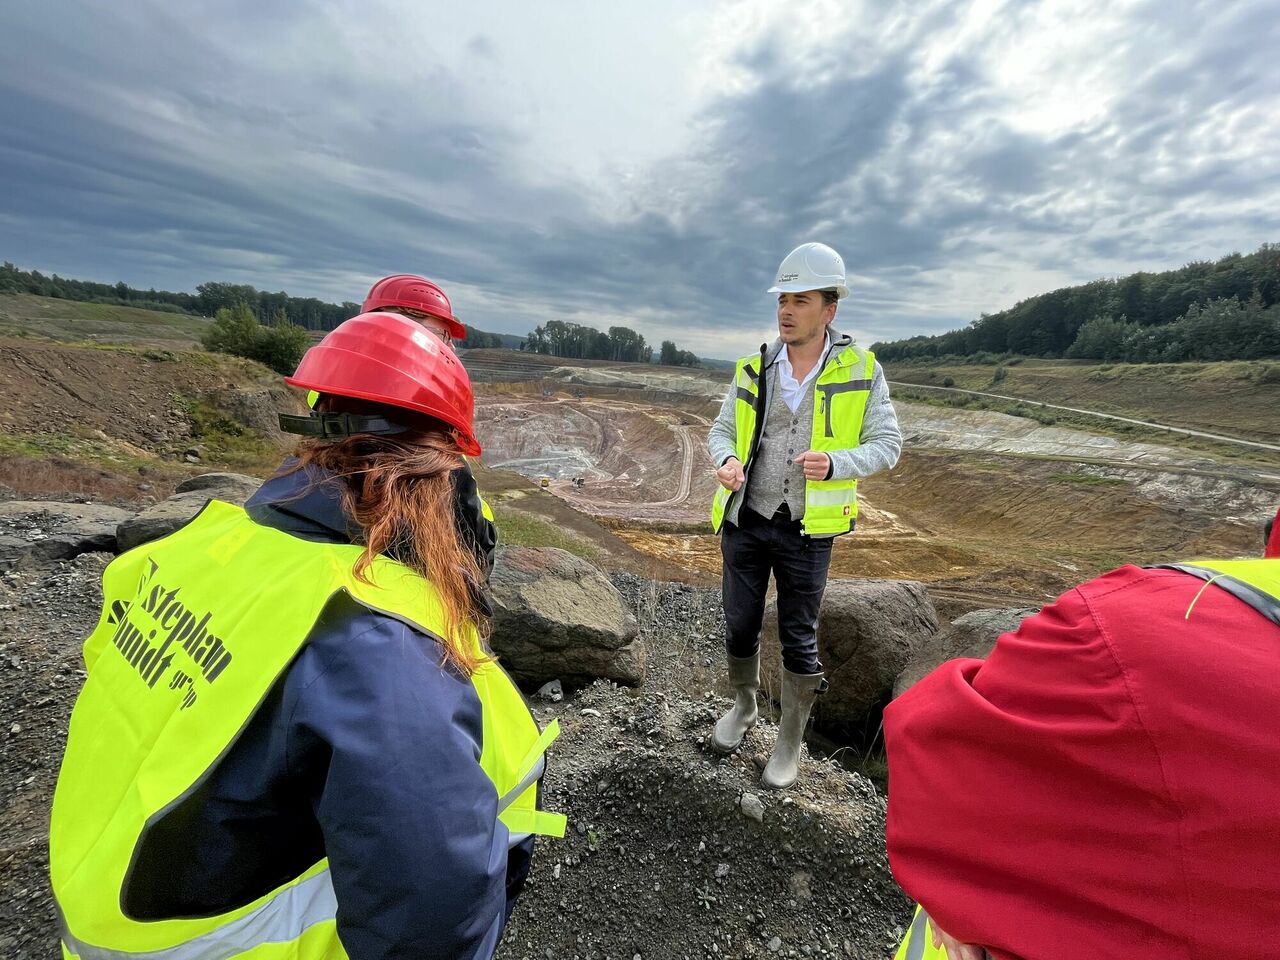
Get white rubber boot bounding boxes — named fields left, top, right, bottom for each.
left=711, top=652, right=759, bottom=753
left=761, top=668, right=826, bottom=789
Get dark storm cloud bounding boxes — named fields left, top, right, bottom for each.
left=1, top=0, right=1277, bottom=355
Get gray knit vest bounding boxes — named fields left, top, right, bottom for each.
left=742, top=363, right=814, bottom=521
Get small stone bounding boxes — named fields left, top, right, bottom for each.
left=581, top=707, right=601, bottom=717
left=715, top=862, right=730, bottom=878
left=768, top=936, right=782, bottom=953
left=552, top=863, right=561, bottom=879
left=536, top=679, right=564, bottom=703
left=9, top=722, right=20, bottom=735
left=740, top=793, right=765, bottom=822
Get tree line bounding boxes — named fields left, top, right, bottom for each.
left=0, top=261, right=690, bottom=361
left=873, top=244, right=1280, bottom=363
left=521, top=319, right=699, bottom=366
left=0, top=262, right=361, bottom=329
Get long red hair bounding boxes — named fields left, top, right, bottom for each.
left=290, top=408, right=490, bottom=676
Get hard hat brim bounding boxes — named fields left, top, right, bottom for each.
left=767, top=283, right=850, bottom=299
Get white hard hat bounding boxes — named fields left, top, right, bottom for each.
left=767, top=242, right=850, bottom=299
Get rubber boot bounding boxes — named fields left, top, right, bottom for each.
left=711, top=652, right=759, bottom=753
left=761, top=668, right=826, bottom=789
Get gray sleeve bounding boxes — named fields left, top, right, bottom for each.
left=707, top=380, right=740, bottom=468
left=827, top=362, right=902, bottom=481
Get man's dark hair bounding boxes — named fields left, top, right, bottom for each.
left=821, top=289, right=839, bottom=306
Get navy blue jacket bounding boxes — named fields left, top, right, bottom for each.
left=122, top=463, right=530, bottom=960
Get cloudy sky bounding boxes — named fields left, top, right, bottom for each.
left=2, top=0, right=1278, bottom=357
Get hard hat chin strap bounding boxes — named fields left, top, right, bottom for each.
left=278, top=411, right=411, bottom=439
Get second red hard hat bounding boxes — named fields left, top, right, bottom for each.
left=362, top=274, right=466, bottom=341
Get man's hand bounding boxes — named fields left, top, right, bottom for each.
left=715, top=457, right=745, bottom=492
left=794, top=450, right=831, bottom=480
left=929, top=915, right=984, bottom=960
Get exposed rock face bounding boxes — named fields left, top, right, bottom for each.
left=488, top=546, right=645, bottom=687
left=0, top=501, right=131, bottom=565
left=893, top=606, right=1038, bottom=697
left=216, top=387, right=302, bottom=442
left=760, top=578, right=938, bottom=734
left=115, top=473, right=263, bottom=553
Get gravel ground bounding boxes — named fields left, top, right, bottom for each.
left=498, top=574, right=911, bottom=959
left=0, top=552, right=108, bottom=959
left=0, top=560, right=910, bottom=959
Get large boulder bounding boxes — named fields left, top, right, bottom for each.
left=0, top=501, right=132, bottom=565
left=488, top=546, right=645, bottom=687
left=116, top=473, right=262, bottom=553
left=174, top=472, right=265, bottom=499
left=760, top=578, right=938, bottom=734
left=893, top=607, right=1038, bottom=697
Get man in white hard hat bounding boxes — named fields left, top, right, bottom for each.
left=707, top=242, right=902, bottom=789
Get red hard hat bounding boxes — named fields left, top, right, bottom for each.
left=362, top=274, right=466, bottom=341
left=285, top=312, right=481, bottom=455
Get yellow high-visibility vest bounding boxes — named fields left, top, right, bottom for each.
left=891, top=557, right=1279, bottom=960
left=710, top=344, right=875, bottom=536
left=892, top=906, right=949, bottom=960
left=51, top=500, right=563, bottom=960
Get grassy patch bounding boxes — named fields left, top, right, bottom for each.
left=0, top=431, right=156, bottom=473
left=0, top=293, right=211, bottom=343
left=494, top=504, right=602, bottom=561
left=182, top=399, right=282, bottom=473
left=0, top=432, right=188, bottom=501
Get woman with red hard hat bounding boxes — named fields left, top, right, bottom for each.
left=348, top=276, right=497, bottom=578
left=50, top=311, right=563, bottom=960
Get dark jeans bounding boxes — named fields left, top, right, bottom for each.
left=720, top=506, right=833, bottom=675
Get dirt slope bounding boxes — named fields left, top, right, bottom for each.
left=888, top=358, right=1280, bottom=445
left=0, top=338, right=304, bottom=498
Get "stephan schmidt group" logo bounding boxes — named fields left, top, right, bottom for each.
left=105, top=558, right=233, bottom=709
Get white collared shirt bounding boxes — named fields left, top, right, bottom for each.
left=776, top=333, right=830, bottom=413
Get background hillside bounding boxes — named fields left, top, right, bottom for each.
left=874, top=244, right=1280, bottom=362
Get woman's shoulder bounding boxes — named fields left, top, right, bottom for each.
left=293, top=590, right=471, bottom=693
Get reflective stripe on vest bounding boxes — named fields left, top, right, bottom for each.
left=891, top=906, right=949, bottom=960
left=710, top=344, right=874, bottom=536
left=51, top=500, right=563, bottom=960
left=61, top=866, right=338, bottom=960
left=1156, top=557, right=1280, bottom=625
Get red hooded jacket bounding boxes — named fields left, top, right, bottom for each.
left=885, top=542, right=1280, bottom=959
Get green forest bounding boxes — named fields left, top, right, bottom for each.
left=873, top=244, right=1280, bottom=363
left=0, top=262, right=700, bottom=360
